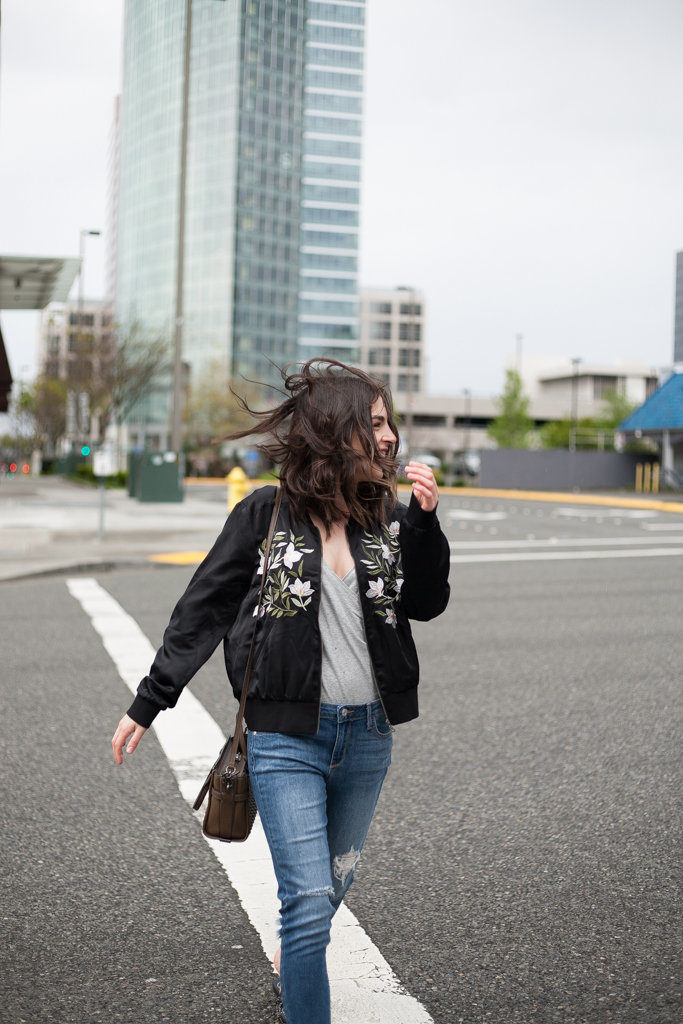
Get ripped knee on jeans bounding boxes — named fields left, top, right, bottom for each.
left=332, top=845, right=361, bottom=886
left=294, top=885, right=335, bottom=898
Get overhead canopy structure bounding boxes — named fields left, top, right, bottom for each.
left=619, top=372, right=683, bottom=433
left=0, top=254, right=81, bottom=412
left=619, top=372, right=683, bottom=489
left=0, top=254, right=81, bottom=310
left=0, top=322, right=11, bottom=412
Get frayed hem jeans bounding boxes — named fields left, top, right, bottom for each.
left=247, top=700, right=393, bottom=1024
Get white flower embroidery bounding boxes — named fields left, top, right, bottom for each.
left=289, top=578, right=313, bottom=599
left=360, top=520, right=403, bottom=627
left=257, top=552, right=265, bottom=576
left=380, top=542, right=395, bottom=563
left=252, top=604, right=265, bottom=617
left=283, top=542, right=303, bottom=569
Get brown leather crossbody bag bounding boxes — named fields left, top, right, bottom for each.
left=193, top=487, right=282, bottom=842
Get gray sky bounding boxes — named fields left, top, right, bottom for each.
left=1, top=0, right=682, bottom=397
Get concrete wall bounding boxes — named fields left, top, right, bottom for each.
left=479, top=449, right=657, bottom=491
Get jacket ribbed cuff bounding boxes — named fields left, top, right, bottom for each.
left=405, top=492, right=438, bottom=530
left=127, top=694, right=162, bottom=729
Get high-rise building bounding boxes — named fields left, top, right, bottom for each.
left=113, top=0, right=365, bottom=446
left=674, top=250, right=683, bottom=365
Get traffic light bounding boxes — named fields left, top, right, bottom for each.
left=81, top=445, right=91, bottom=457
left=9, top=462, right=17, bottom=474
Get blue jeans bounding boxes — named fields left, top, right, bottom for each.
left=247, top=700, right=393, bottom=1024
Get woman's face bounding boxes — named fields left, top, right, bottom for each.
left=370, top=397, right=397, bottom=457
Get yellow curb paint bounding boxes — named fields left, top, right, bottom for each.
left=149, top=551, right=207, bottom=565
left=396, top=485, right=683, bottom=514
left=186, top=478, right=683, bottom=515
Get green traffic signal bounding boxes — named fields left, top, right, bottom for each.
left=81, top=445, right=91, bottom=457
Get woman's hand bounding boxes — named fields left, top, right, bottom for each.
left=405, top=461, right=439, bottom=512
left=112, top=714, right=147, bottom=765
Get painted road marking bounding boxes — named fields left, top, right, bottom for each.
left=551, top=507, right=657, bottom=519
left=149, top=551, right=209, bottom=565
left=66, top=577, right=434, bottom=1024
left=449, top=535, right=683, bottom=549
left=450, top=547, right=683, bottom=564
left=447, top=509, right=507, bottom=521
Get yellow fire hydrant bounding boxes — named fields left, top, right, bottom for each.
left=226, top=466, right=251, bottom=513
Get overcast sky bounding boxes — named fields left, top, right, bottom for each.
left=1, top=0, right=682, bottom=397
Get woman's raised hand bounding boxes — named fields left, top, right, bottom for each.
left=404, top=461, right=439, bottom=512
left=112, top=713, right=148, bottom=765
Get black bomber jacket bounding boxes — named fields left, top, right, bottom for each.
left=128, top=485, right=451, bottom=735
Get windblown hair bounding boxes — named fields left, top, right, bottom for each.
left=225, top=359, right=400, bottom=532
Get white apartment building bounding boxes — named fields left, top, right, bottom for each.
left=358, top=286, right=425, bottom=395
left=513, top=355, right=659, bottom=413
left=37, top=300, right=114, bottom=385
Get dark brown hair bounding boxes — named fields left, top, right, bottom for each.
left=226, top=359, right=400, bottom=532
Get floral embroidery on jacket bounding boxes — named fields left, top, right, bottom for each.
left=254, top=530, right=315, bottom=618
left=360, top=520, right=403, bottom=628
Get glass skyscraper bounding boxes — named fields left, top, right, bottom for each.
left=114, top=0, right=365, bottom=442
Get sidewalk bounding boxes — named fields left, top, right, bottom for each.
left=0, top=475, right=230, bottom=582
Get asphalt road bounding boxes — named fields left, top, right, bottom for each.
left=1, top=493, right=681, bottom=1024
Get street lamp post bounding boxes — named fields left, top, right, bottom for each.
left=463, top=387, right=471, bottom=453
left=171, top=0, right=194, bottom=455
left=569, top=357, right=582, bottom=452
left=74, top=228, right=100, bottom=448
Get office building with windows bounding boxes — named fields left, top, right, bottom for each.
left=37, top=301, right=115, bottom=386
left=358, top=286, right=425, bottom=395
left=113, top=0, right=365, bottom=446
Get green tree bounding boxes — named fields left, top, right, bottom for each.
left=596, top=389, right=637, bottom=430
left=487, top=369, right=534, bottom=448
left=26, top=376, right=69, bottom=454
left=539, top=390, right=640, bottom=450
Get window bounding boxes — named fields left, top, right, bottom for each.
left=592, top=375, right=619, bottom=400
left=368, top=348, right=391, bottom=367
left=398, top=348, right=420, bottom=367
left=369, top=302, right=391, bottom=314
left=370, top=321, right=391, bottom=340
left=399, top=322, right=421, bottom=342
left=414, top=414, right=446, bottom=427
left=397, top=373, right=419, bottom=393
left=399, top=303, right=421, bottom=316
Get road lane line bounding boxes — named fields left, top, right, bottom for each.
left=66, top=577, right=433, bottom=1024
left=449, top=535, right=683, bottom=549
left=450, top=547, right=683, bottom=564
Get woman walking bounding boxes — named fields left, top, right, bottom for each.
left=112, top=359, right=450, bottom=1024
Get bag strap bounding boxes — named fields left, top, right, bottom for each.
left=226, top=486, right=282, bottom=769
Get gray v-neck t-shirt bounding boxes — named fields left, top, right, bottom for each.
left=319, top=561, right=379, bottom=706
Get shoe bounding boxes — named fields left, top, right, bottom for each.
left=272, top=975, right=286, bottom=1022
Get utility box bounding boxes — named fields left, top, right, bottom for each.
left=136, top=451, right=185, bottom=503
left=127, top=451, right=143, bottom=496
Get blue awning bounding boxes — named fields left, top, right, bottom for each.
left=619, top=373, right=683, bottom=432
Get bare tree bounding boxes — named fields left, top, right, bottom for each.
left=183, top=361, right=264, bottom=473
left=94, top=322, right=171, bottom=436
